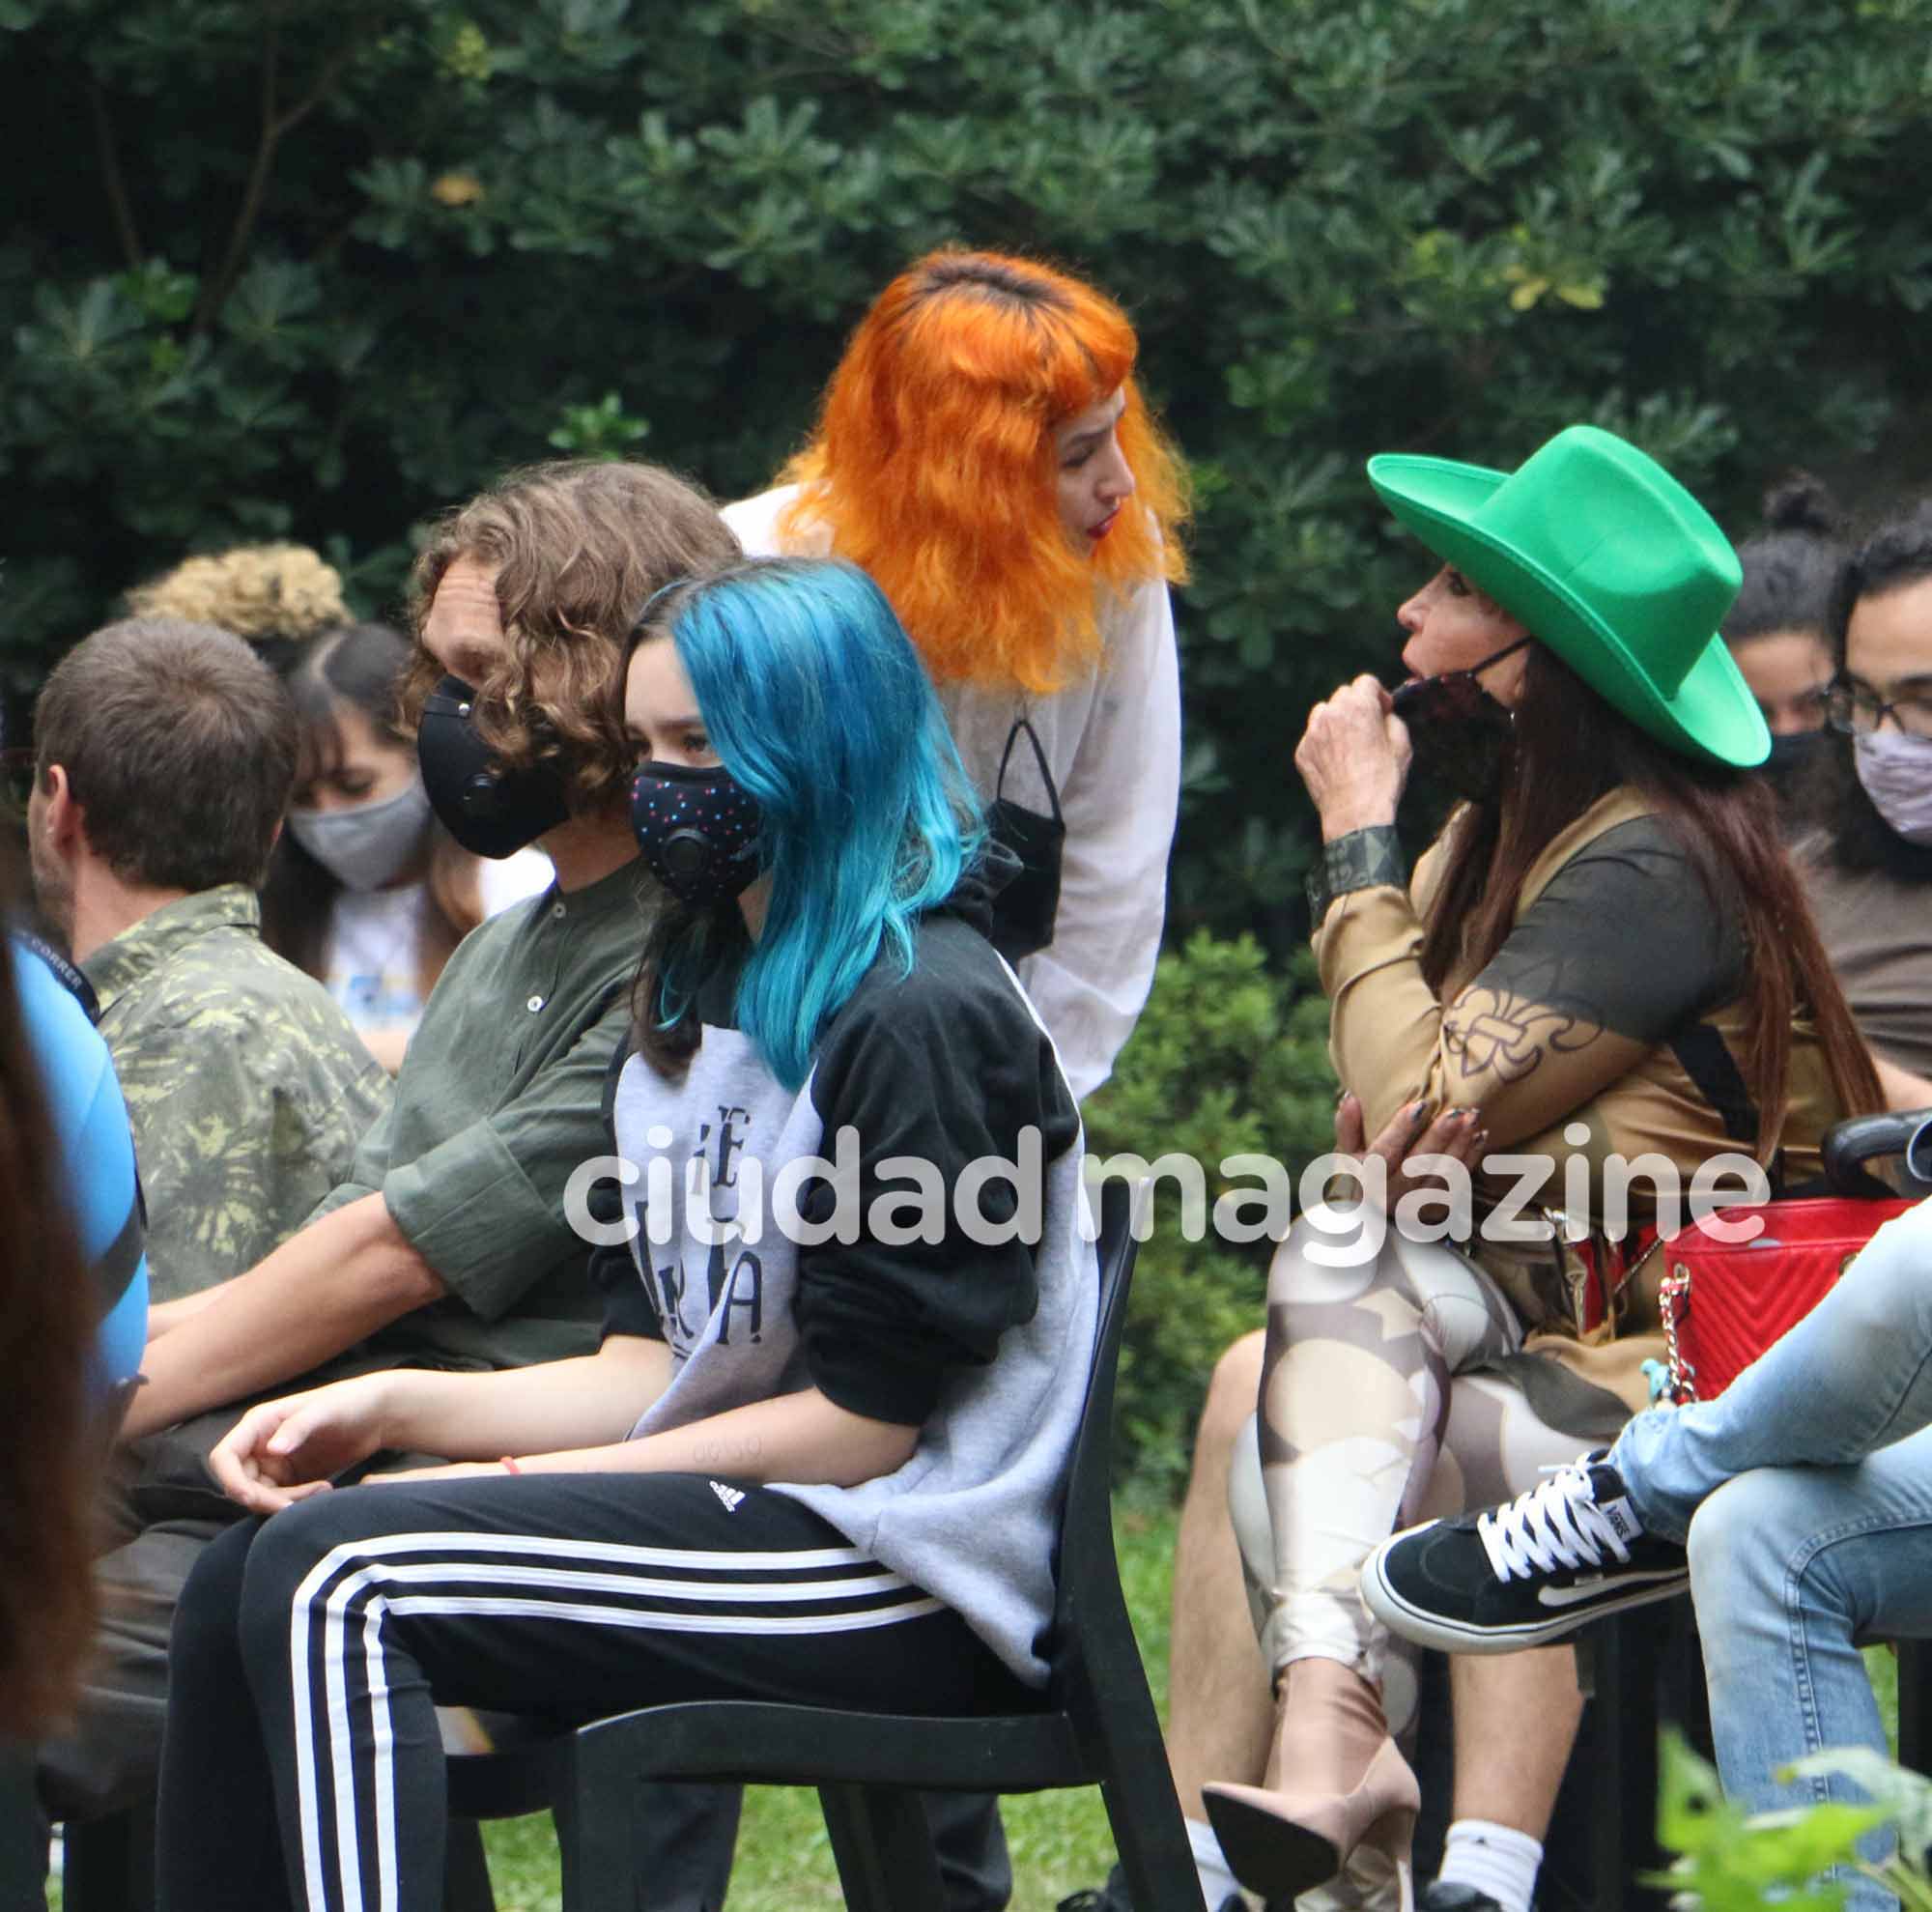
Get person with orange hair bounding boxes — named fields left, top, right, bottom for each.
left=724, top=247, right=1189, bottom=1100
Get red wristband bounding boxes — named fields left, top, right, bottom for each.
left=499, top=1456, right=522, bottom=1475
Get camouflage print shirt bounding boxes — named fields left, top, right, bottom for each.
left=83, top=886, right=392, bottom=1304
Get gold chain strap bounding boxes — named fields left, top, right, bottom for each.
left=1658, top=1263, right=1697, bottom=1405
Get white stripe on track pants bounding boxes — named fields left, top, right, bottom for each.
left=156, top=1470, right=1029, bottom=1912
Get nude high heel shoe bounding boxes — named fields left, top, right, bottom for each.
left=1203, top=1733, right=1420, bottom=1903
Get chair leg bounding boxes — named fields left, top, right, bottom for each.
left=553, top=1783, right=642, bottom=1912
left=442, top=1818, right=497, bottom=1912
left=1582, top=1612, right=1668, bottom=1909
left=1899, top=1640, right=1931, bottom=1775
left=818, top=1783, right=944, bottom=1912
left=63, top=1796, right=157, bottom=1912
left=1096, top=1760, right=1207, bottom=1912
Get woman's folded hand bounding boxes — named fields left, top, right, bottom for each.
left=207, top=1376, right=389, bottom=1516
left=1336, top=1090, right=1486, bottom=1213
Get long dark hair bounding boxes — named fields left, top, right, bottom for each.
left=1811, top=501, right=1932, bottom=880
left=1417, top=644, right=1881, bottom=1157
left=259, top=622, right=479, bottom=998
left=1723, top=473, right=1846, bottom=647
left=0, top=832, right=97, bottom=1735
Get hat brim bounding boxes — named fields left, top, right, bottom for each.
left=1369, top=454, right=1769, bottom=769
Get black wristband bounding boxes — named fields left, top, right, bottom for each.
left=1305, top=825, right=1406, bottom=926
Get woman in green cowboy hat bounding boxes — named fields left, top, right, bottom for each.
left=1203, top=425, right=1883, bottom=1912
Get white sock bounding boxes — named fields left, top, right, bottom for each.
left=1185, top=1814, right=1253, bottom=1909
left=1436, top=1818, right=1543, bottom=1912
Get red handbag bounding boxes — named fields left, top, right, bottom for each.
left=1650, top=1196, right=1918, bottom=1402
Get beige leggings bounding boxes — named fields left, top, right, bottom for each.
left=1227, top=1206, right=1583, bottom=1744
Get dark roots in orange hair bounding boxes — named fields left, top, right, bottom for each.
left=779, top=249, right=1189, bottom=694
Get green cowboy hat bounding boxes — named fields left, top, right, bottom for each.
left=1367, top=424, right=1768, bottom=768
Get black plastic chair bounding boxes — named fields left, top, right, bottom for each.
left=444, top=1173, right=1204, bottom=1912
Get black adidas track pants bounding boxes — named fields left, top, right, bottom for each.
left=156, top=1470, right=1029, bottom=1912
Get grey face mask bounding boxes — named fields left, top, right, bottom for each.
left=285, top=776, right=435, bottom=891
left=1854, top=730, right=1932, bottom=846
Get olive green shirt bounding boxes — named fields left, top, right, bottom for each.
left=83, top=886, right=392, bottom=1305
left=309, top=856, right=652, bottom=1374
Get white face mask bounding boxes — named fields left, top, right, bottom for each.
left=285, top=776, right=434, bottom=891
left=1854, top=730, right=1932, bottom=846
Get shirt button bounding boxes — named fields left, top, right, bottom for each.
left=526, top=994, right=545, bottom=1013
left=551, top=901, right=566, bottom=920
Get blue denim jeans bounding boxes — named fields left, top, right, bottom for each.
left=1611, top=1197, right=1932, bottom=1911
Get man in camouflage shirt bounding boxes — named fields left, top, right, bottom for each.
left=29, top=619, right=391, bottom=1307
left=12, top=615, right=389, bottom=1867
left=82, top=889, right=388, bottom=1299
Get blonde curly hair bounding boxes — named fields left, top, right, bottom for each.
left=126, top=544, right=348, bottom=644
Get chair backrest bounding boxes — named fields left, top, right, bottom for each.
left=1043, top=1174, right=1149, bottom=1708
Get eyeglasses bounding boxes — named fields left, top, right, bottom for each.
left=1821, top=676, right=1932, bottom=740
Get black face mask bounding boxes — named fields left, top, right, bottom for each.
left=629, top=760, right=763, bottom=910
left=1390, top=636, right=1533, bottom=805
left=417, top=676, right=572, bottom=859
left=1763, top=728, right=1831, bottom=802
left=985, top=714, right=1065, bottom=963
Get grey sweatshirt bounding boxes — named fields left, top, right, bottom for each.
left=599, top=902, right=1095, bottom=1686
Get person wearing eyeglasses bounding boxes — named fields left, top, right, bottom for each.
left=1793, top=502, right=1932, bottom=1106
left=1199, top=426, right=1880, bottom=1912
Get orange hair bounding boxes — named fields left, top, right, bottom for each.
left=778, top=249, right=1189, bottom=694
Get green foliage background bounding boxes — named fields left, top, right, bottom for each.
left=9, top=0, right=1932, bottom=1481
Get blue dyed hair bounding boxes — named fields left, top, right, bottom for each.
left=634, top=557, right=984, bottom=1088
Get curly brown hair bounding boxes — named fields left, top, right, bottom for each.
left=400, top=462, right=741, bottom=813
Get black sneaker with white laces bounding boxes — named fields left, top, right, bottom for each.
left=1359, top=1451, right=1690, bottom=1652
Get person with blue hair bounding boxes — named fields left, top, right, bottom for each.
left=153, top=556, right=1097, bottom=1912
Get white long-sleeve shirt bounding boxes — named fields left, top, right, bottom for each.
left=722, top=485, right=1180, bottom=1101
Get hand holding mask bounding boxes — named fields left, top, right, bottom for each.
left=1389, top=634, right=1533, bottom=806
left=1293, top=673, right=1413, bottom=837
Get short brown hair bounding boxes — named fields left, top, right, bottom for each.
left=401, top=461, right=741, bottom=812
left=34, top=618, right=298, bottom=892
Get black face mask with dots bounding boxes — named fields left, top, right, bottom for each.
left=417, top=675, right=572, bottom=858
left=628, top=760, right=763, bottom=909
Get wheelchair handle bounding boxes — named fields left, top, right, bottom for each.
left=1821, top=1106, right=1932, bottom=1196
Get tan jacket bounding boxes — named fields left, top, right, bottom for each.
left=1315, top=788, right=1846, bottom=1413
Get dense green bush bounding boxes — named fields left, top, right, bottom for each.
left=7, top=0, right=1932, bottom=952
left=1083, top=929, right=1337, bottom=1497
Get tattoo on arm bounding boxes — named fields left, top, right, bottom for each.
left=1442, top=984, right=1603, bottom=1087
